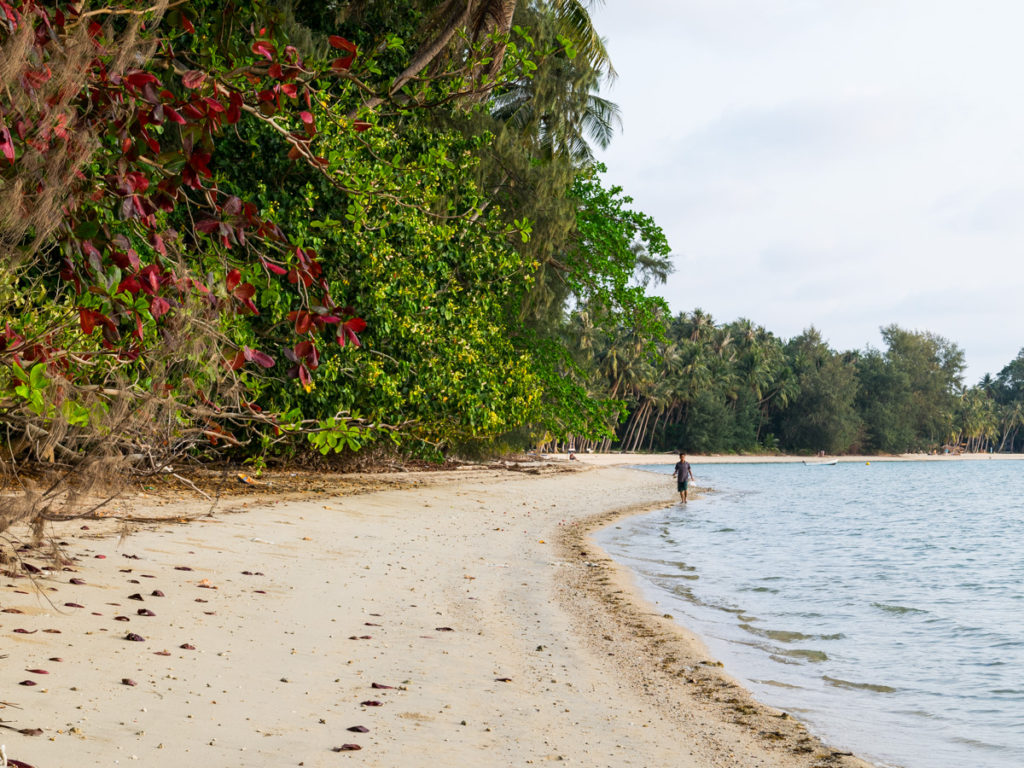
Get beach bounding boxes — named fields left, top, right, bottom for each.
left=2, top=458, right=889, bottom=767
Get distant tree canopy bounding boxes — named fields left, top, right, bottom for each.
left=583, top=313, right=1023, bottom=457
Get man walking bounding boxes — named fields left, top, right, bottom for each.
left=672, top=452, right=695, bottom=503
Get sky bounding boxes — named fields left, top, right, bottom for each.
left=590, top=0, right=1024, bottom=383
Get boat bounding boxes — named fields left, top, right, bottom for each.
left=803, top=459, right=838, bottom=466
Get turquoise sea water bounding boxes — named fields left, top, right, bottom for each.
left=595, top=460, right=1024, bottom=768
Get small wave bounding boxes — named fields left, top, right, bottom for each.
left=740, top=624, right=816, bottom=643
left=823, top=676, right=898, bottom=693
left=715, top=527, right=736, bottom=533
left=773, top=648, right=829, bottom=663
left=752, top=678, right=804, bottom=690
left=872, top=602, right=928, bottom=615
left=949, top=735, right=1008, bottom=751
left=743, top=586, right=780, bottom=594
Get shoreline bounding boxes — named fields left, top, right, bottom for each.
left=554, top=470, right=875, bottom=768
left=564, top=451, right=1024, bottom=466
left=2, top=463, right=875, bottom=767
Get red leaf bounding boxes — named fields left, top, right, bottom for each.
left=344, top=317, right=367, bottom=334
left=294, top=311, right=312, bottom=335
left=22, top=67, right=52, bottom=90
left=182, top=14, right=195, bottom=34
left=125, top=70, right=158, bottom=89
left=260, top=259, right=288, bottom=276
left=251, top=40, right=275, bottom=61
left=299, top=111, right=314, bottom=125
left=233, top=282, right=255, bottom=301
left=328, top=36, right=357, bottom=70
left=249, top=350, right=275, bottom=368
left=79, top=308, right=97, bottom=335
left=353, top=121, right=371, bottom=132
left=163, top=105, right=186, bottom=124
left=127, top=172, right=148, bottom=193
left=182, top=70, right=206, bottom=89
left=0, top=121, right=14, bottom=163
left=331, top=57, right=355, bottom=73
left=111, top=250, right=140, bottom=270
left=149, top=296, right=171, bottom=319
left=189, top=151, right=212, bottom=178
left=338, top=317, right=366, bottom=348
left=223, top=196, right=243, bottom=216
left=227, top=92, right=243, bottom=124
left=282, top=82, right=297, bottom=99
left=228, top=350, right=245, bottom=371
left=117, top=276, right=142, bottom=295
left=138, top=264, right=162, bottom=294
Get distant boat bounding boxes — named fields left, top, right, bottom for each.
left=803, top=459, right=838, bottom=466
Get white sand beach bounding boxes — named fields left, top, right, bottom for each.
left=0, top=459, right=916, bottom=767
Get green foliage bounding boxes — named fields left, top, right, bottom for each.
left=308, top=417, right=363, bottom=455
left=779, top=329, right=861, bottom=454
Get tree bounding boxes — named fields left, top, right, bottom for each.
left=779, top=328, right=860, bottom=453
left=856, top=326, right=964, bottom=452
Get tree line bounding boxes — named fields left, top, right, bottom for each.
left=578, top=314, right=1024, bottom=456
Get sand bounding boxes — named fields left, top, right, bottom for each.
left=0, top=458, right=913, bottom=767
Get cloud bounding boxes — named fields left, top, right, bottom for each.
left=590, top=1, right=1024, bottom=381
left=931, top=187, right=1024, bottom=234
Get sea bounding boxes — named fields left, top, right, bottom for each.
left=595, top=460, right=1024, bottom=768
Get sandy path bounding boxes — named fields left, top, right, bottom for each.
left=1, top=465, right=872, bottom=768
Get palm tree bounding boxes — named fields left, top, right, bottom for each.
left=360, top=0, right=610, bottom=112
left=997, top=401, right=1024, bottom=452
left=489, top=3, right=619, bottom=162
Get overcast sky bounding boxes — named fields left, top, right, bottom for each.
left=590, top=0, right=1024, bottom=383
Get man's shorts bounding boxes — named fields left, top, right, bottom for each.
left=677, top=480, right=689, bottom=491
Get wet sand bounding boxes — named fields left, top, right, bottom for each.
left=1, top=462, right=886, bottom=767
